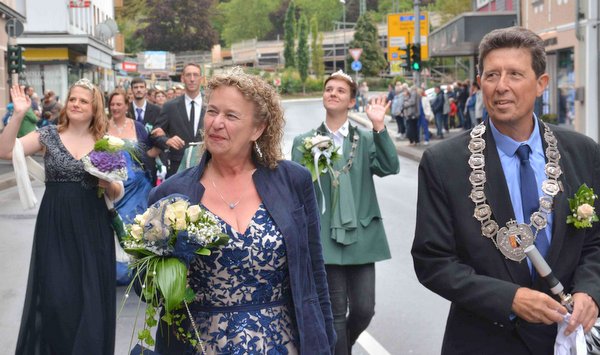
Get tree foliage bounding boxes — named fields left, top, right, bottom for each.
left=116, top=0, right=149, bottom=53
left=310, top=16, right=324, bottom=77
left=431, top=0, right=472, bottom=24
left=297, top=14, right=309, bottom=88
left=283, top=2, right=297, bottom=68
left=295, top=0, right=343, bottom=33
left=217, top=0, right=279, bottom=46
left=348, top=12, right=387, bottom=77
left=135, top=0, right=219, bottom=52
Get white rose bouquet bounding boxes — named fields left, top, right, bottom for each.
left=567, top=183, right=599, bottom=229
left=296, top=133, right=341, bottom=182
left=121, top=194, right=228, bottom=349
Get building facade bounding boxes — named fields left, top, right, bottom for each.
left=15, top=0, right=118, bottom=101
left=522, top=0, right=599, bottom=139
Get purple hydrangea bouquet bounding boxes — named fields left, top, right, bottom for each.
left=81, top=135, right=134, bottom=195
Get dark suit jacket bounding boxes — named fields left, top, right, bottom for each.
left=127, top=101, right=161, bottom=127
left=154, top=95, right=205, bottom=165
left=148, top=152, right=336, bottom=354
left=411, top=119, right=600, bottom=354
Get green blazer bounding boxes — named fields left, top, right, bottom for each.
left=292, top=123, right=399, bottom=265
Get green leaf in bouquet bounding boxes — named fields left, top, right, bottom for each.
left=161, top=311, right=173, bottom=325
left=183, top=287, right=196, bottom=303
left=155, top=257, right=188, bottom=313
left=196, top=248, right=211, bottom=256
left=205, top=234, right=230, bottom=248
left=94, top=139, right=110, bottom=151
left=124, top=247, right=156, bottom=259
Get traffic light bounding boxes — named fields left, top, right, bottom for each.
left=399, top=45, right=411, bottom=71
left=7, top=45, right=25, bottom=73
left=411, top=43, right=422, bottom=72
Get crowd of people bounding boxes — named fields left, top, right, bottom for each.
left=2, top=25, right=599, bottom=355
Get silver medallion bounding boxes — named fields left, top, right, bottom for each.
left=546, top=147, right=561, bottom=162
left=496, top=220, right=535, bottom=262
left=539, top=195, right=554, bottom=212
left=469, top=170, right=486, bottom=186
left=468, top=138, right=486, bottom=154
left=471, top=125, right=485, bottom=138
left=544, top=130, right=558, bottom=146
left=470, top=187, right=486, bottom=203
left=469, top=153, right=485, bottom=170
left=474, top=204, right=492, bottom=221
left=481, top=220, right=499, bottom=238
left=542, top=179, right=561, bottom=196
left=530, top=211, right=548, bottom=230
left=545, top=162, right=562, bottom=180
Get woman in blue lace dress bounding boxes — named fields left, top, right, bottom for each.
left=106, top=89, right=155, bottom=284
left=0, top=82, right=122, bottom=354
left=148, top=68, right=336, bottom=354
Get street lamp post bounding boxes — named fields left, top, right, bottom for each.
left=341, top=0, right=346, bottom=72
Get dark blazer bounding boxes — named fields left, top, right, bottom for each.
left=127, top=101, right=161, bottom=127
left=431, top=91, right=444, bottom=114
left=148, top=152, right=336, bottom=354
left=154, top=95, right=205, bottom=169
left=411, top=119, right=600, bottom=354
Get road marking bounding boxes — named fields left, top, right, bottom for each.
left=357, top=331, right=391, bottom=355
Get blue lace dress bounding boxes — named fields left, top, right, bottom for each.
left=15, top=125, right=116, bottom=354
left=180, top=204, right=299, bottom=354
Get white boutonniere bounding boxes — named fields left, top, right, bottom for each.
left=567, top=184, right=599, bottom=229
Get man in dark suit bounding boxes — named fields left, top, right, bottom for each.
left=153, top=63, right=205, bottom=177
left=412, top=26, right=600, bottom=354
left=126, top=77, right=162, bottom=184
left=127, top=77, right=161, bottom=127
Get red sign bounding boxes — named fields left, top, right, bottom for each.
left=349, top=48, right=363, bottom=61
left=122, top=62, right=138, bottom=72
left=69, top=0, right=91, bottom=8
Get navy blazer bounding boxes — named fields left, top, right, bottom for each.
left=148, top=152, right=336, bottom=354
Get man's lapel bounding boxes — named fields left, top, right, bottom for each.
left=176, top=97, right=191, bottom=137
left=542, top=123, right=571, bottom=268
left=483, top=122, right=532, bottom=285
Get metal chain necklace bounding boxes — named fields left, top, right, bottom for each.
left=468, top=122, right=562, bottom=262
left=331, top=130, right=360, bottom=187
left=210, top=176, right=241, bottom=209
left=111, top=119, right=129, bottom=135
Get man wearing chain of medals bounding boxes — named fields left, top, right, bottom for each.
left=411, top=26, right=600, bottom=354
left=292, top=70, right=399, bottom=354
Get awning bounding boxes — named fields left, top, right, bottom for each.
left=0, top=3, right=25, bottom=22
left=428, top=11, right=517, bottom=58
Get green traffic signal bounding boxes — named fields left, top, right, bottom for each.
left=411, top=43, right=422, bottom=72
left=7, top=45, right=25, bottom=73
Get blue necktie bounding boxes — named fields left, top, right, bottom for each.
left=135, top=108, right=143, bottom=122
left=516, top=145, right=550, bottom=261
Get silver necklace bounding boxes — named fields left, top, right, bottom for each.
left=468, top=122, right=562, bottom=262
left=210, top=176, right=241, bottom=209
left=112, top=119, right=129, bottom=135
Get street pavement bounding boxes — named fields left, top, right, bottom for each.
left=0, top=102, right=460, bottom=354
left=348, top=110, right=464, bottom=162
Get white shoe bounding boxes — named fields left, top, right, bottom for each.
left=395, top=133, right=402, bottom=138
left=424, top=141, right=430, bottom=145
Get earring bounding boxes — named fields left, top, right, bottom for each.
left=254, top=141, right=263, bottom=159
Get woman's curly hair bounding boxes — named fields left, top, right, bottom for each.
left=205, top=67, right=284, bottom=169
